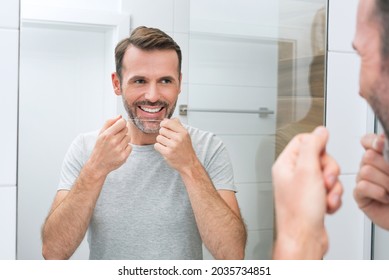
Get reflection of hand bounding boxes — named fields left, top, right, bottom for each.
left=154, top=118, right=197, bottom=172
left=272, top=126, right=342, bottom=259
left=355, top=133, right=389, bottom=230
left=87, top=115, right=132, bottom=178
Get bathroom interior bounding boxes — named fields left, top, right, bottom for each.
left=1, top=0, right=388, bottom=260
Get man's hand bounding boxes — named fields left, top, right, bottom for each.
left=355, top=133, right=389, bottom=230
left=87, top=115, right=132, bottom=178
left=272, top=126, right=342, bottom=259
left=154, top=118, right=198, bottom=173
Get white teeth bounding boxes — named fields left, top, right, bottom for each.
left=140, top=106, right=162, bottom=113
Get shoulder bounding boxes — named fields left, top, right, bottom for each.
left=70, top=130, right=99, bottom=154
left=183, top=124, right=226, bottom=156
left=184, top=124, right=220, bottom=143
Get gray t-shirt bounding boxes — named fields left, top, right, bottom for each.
left=58, top=125, right=236, bottom=259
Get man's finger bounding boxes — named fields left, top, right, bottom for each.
left=361, top=133, right=385, bottom=152
left=296, top=126, right=328, bottom=172
left=100, top=115, right=122, bottom=134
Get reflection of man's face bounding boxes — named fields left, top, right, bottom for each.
left=116, top=46, right=181, bottom=134
left=354, top=0, right=389, bottom=136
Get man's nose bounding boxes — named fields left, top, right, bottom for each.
left=144, top=83, right=159, bottom=102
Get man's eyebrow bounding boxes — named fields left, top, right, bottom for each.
left=127, top=75, right=146, bottom=82
left=159, top=75, right=176, bottom=81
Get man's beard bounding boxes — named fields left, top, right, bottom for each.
left=122, top=96, right=176, bottom=134
left=369, top=66, right=389, bottom=139
left=371, top=93, right=389, bottom=139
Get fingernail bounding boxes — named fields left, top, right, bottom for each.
left=373, top=136, right=385, bottom=151
left=313, top=126, right=326, bottom=136
left=372, top=137, right=378, bottom=150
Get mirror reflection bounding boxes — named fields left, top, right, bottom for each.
left=17, top=0, right=327, bottom=260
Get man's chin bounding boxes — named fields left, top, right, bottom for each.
left=136, top=120, right=161, bottom=134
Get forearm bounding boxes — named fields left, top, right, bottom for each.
left=180, top=160, right=247, bottom=260
left=42, top=165, right=106, bottom=259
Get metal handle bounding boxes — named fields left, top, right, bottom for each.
left=179, top=104, right=274, bottom=118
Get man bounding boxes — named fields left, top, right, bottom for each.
left=41, top=26, right=246, bottom=260
left=272, top=0, right=389, bottom=259
left=354, top=0, right=389, bottom=231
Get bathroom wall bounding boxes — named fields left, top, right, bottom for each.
left=325, top=0, right=371, bottom=259
left=0, top=0, right=19, bottom=260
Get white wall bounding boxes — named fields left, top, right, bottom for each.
left=325, top=0, right=371, bottom=259
left=0, top=0, right=19, bottom=260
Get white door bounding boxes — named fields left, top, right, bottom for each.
left=17, top=7, right=129, bottom=259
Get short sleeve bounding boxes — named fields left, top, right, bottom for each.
left=57, top=134, right=87, bottom=191
left=204, top=135, right=236, bottom=192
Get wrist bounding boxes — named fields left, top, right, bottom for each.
left=273, top=230, right=327, bottom=260
left=81, top=160, right=108, bottom=185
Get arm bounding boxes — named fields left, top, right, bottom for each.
left=42, top=116, right=132, bottom=259
left=354, top=133, right=389, bottom=230
left=272, top=126, right=342, bottom=259
left=154, top=118, right=247, bottom=260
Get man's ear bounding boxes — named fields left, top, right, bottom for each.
left=112, top=72, right=122, bottom=96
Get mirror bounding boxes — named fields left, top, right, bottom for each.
left=17, top=0, right=327, bottom=259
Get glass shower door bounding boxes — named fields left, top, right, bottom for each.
left=185, top=0, right=327, bottom=259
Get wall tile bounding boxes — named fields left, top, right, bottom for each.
left=328, top=0, right=358, bottom=52
left=220, top=135, right=275, bottom=183
left=174, top=0, right=189, bottom=33
left=121, top=0, right=174, bottom=32
left=0, top=186, right=16, bottom=259
left=235, top=183, right=273, bottom=231
left=326, top=51, right=367, bottom=174
left=325, top=175, right=365, bottom=260
left=190, top=0, right=279, bottom=39
left=173, top=32, right=189, bottom=84
left=0, top=0, right=19, bottom=29
left=0, top=29, right=18, bottom=186
left=189, top=34, right=278, bottom=88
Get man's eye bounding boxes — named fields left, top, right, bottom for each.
left=135, top=80, right=145, bottom=84
left=161, top=79, right=172, bottom=84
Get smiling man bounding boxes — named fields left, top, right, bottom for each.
left=41, top=26, right=247, bottom=260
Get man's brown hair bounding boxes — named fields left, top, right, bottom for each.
left=114, top=26, right=182, bottom=84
